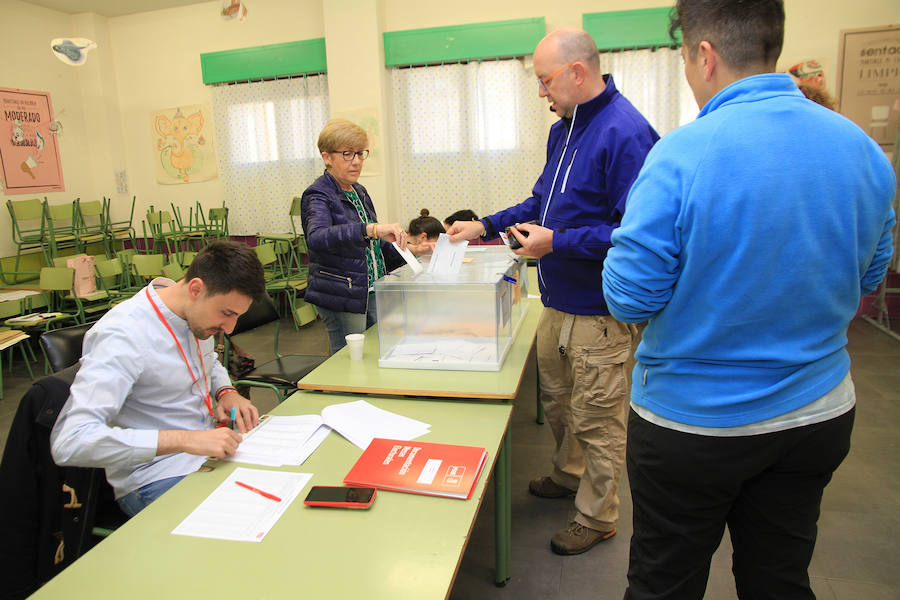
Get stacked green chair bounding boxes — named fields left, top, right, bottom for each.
left=257, top=196, right=304, bottom=274
left=102, top=196, right=136, bottom=252
left=0, top=299, right=36, bottom=399
left=169, top=203, right=207, bottom=252
left=74, top=198, right=111, bottom=257
left=143, top=209, right=184, bottom=261
left=254, top=243, right=314, bottom=330
left=205, top=206, right=229, bottom=241
left=43, top=200, right=80, bottom=258
left=5, top=197, right=48, bottom=284
left=115, top=248, right=138, bottom=290
left=130, top=254, right=166, bottom=285
left=162, top=260, right=185, bottom=281
left=94, top=257, right=136, bottom=304
left=223, top=295, right=327, bottom=403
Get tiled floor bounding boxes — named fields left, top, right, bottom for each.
left=1, top=317, right=897, bottom=599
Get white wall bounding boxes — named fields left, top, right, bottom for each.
left=2, top=0, right=898, bottom=258
left=1, top=1, right=105, bottom=257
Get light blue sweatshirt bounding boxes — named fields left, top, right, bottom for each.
left=602, top=73, right=896, bottom=427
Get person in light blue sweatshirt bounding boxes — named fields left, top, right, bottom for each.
left=601, top=1, right=896, bottom=598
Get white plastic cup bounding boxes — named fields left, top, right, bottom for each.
left=345, top=333, right=365, bottom=360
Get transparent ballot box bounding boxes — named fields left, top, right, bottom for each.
left=375, top=246, right=529, bottom=371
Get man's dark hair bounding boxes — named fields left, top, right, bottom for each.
left=444, top=209, right=479, bottom=226
left=184, top=241, right=266, bottom=302
left=669, top=0, right=785, bottom=70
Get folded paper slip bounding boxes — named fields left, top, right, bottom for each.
left=344, top=437, right=488, bottom=500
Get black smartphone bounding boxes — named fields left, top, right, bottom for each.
left=506, top=221, right=537, bottom=249
left=303, top=486, right=377, bottom=509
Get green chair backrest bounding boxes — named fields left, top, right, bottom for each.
left=95, top=257, right=123, bottom=278
left=46, top=201, right=75, bottom=224
left=40, top=267, right=74, bottom=292
left=162, top=261, right=185, bottom=281
left=7, top=197, right=46, bottom=242
left=179, top=251, right=198, bottom=267
left=132, top=254, right=165, bottom=278
left=117, top=248, right=137, bottom=267
left=52, top=254, right=86, bottom=268
left=0, top=299, right=26, bottom=319
left=254, top=243, right=277, bottom=267
left=75, top=199, right=105, bottom=233
left=103, top=196, right=136, bottom=231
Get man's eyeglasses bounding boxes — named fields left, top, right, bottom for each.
left=538, top=62, right=575, bottom=91
left=330, top=150, right=370, bottom=161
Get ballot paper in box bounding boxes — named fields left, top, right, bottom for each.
left=375, top=245, right=528, bottom=371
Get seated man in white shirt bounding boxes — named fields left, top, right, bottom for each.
left=51, top=241, right=267, bottom=517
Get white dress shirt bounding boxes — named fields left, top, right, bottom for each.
left=51, top=278, right=232, bottom=499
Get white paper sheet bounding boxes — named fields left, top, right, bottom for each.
left=321, top=400, right=431, bottom=450
left=392, top=241, right=423, bottom=274
left=428, top=233, right=468, bottom=276
left=225, top=415, right=328, bottom=467
left=172, top=467, right=311, bottom=542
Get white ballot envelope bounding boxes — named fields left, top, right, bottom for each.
left=392, top=241, right=423, bottom=274
left=428, top=233, right=468, bottom=276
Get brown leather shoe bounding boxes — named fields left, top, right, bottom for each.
left=550, top=521, right=616, bottom=555
left=528, top=476, right=576, bottom=498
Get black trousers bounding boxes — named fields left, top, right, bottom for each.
left=624, top=406, right=854, bottom=600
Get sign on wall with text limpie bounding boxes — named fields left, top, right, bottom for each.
left=0, top=87, right=65, bottom=195
left=836, top=24, right=900, bottom=153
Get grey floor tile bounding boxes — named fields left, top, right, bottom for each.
left=826, top=579, right=900, bottom=600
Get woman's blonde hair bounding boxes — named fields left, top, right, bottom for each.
left=317, top=118, right=368, bottom=153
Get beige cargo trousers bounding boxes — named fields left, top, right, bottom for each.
left=536, top=306, right=637, bottom=531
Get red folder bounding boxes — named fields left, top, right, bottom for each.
left=344, top=438, right=488, bottom=500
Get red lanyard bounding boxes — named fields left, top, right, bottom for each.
left=145, top=287, right=213, bottom=417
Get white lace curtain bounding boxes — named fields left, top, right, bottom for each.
left=210, top=75, right=329, bottom=235
left=599, top=47, right=696, bottom=136
left=391, top=59, right=547, bottom=225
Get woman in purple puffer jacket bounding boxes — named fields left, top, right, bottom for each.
left=301, top=119, right=407, bottom=354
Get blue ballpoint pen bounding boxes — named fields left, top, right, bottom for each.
left=230, top=406, right=236, bottom=431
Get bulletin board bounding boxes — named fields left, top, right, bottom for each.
left=0, top=87, right=65, bottom=194
left=835, top=24, right=900, bottom=154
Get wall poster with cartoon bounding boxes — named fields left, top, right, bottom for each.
left=151, top=103, right=217, bottom=184
left=0, top=87, right=65, bottom=195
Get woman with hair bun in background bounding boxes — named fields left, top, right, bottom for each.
left=407, top=208, right=444, bottom=255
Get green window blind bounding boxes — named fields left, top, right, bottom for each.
left=200, top=38, right=327, bottom=85
left=583, top=8, right=680, bottom=51
left=383, top=17, right=545, bottom=67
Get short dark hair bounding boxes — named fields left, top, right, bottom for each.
left=184, top=241, right=266, bottom=302
left=409, top=209, right=445, bottom=239
left=444, top=209, right=479, bottom=226
left=669, top=0, right=785, bottom=70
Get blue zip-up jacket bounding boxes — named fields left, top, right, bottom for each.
left=480, top=75, right=659, bottom=314
left=602, top=73, right=897, bottom=427
left=301, top=171, right=403, bottom=314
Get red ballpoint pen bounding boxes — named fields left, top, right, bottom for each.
left=235, top=480, right=282, bottom=502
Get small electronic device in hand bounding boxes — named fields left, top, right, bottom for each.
left=506, top=221, right=537, bottom=249
left=303, top=486, right=377, bottom=509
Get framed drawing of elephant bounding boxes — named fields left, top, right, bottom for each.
left=150, top=103, right=218, bottom=184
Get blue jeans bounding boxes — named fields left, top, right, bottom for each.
left=315, top=292, right=377, bottom=354
left=117, top=475, right=185, bottom=517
